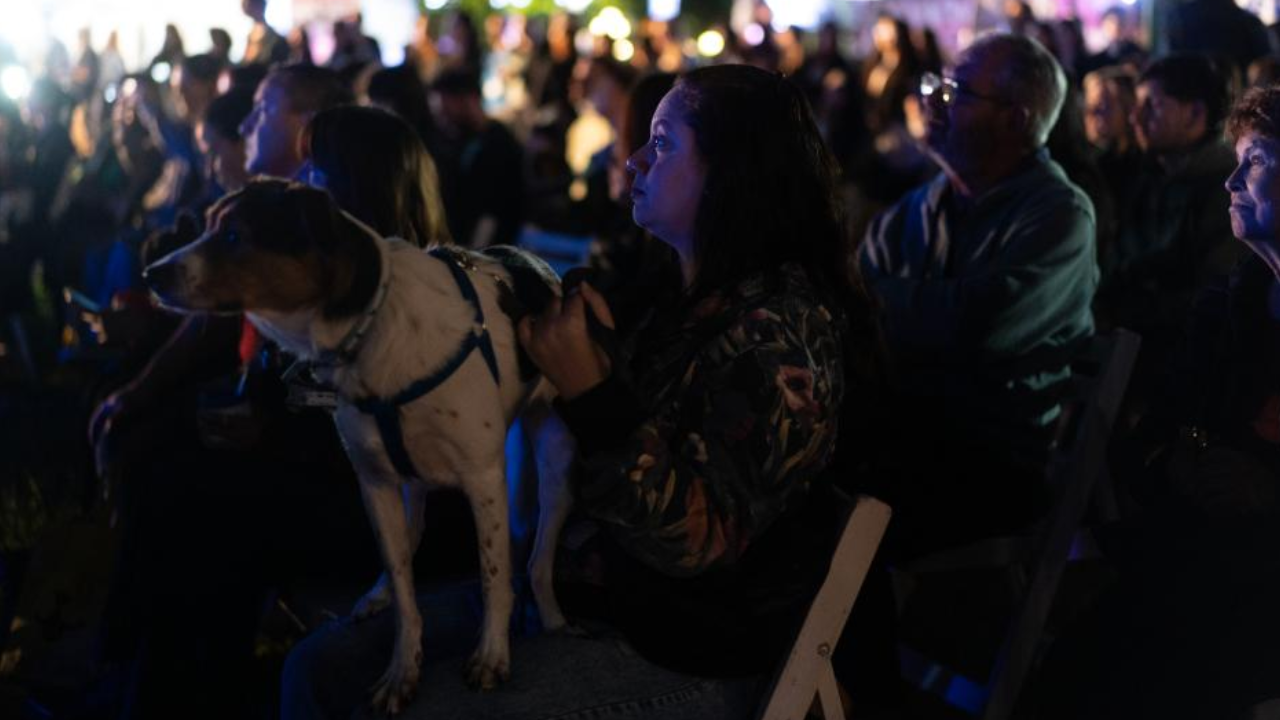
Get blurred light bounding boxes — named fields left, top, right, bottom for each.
left=150, top=61, right=171, bottom=83
left=648, top=0, right=680, bottom=21
left=574, top=28, right=596, bottom=56
left=1121, top=0, right=1138, bottom=4
left=511, top=0, right=532, bottom=7
left=764, top=0, right=826, bottom=30
left=425, top=0, right=450, bottom=9
left=1, top=66, right=31, bottom=101
left=103, top=83, right=118, bottom=103
left=589, top=7, right=631, bottom=40
left=491, top=0, right=509, bottom=7
left=744, top=23, right=765, bottom=46
left=557, top=0, right=595, bottom=12
left=265, top=0, right=293, bottom=35
left=612, top=37, right=635, bottom=62
left=696, top=30, right=725, bottom=57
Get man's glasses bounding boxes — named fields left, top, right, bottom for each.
left=919, top=72, right=1009, bottom=107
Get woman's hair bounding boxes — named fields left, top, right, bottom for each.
left=674, top=63, right=885, bottom=425
left=304, top=105, right=450, bottom=248
left=1227, top=83, right=1280, bottom=142
left=673, top=64, right=851, bottom=305
left=202, top=86, right=254, bottom=142
left=620, top=72, right=677, bottom=156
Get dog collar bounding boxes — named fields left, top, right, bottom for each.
left=329, top=235, right=393, bottom=366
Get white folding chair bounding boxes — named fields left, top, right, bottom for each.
left=757, top=494, right=892, bottom=720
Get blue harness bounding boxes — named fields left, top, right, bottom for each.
left=353, top=247, right=502, bottom=479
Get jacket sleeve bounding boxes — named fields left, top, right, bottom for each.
left=861, top=192, right=1097, bottom=361
left=556, top=302, right=843, bottom=576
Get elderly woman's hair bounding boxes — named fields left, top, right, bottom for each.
left=672, top=64, right=853, bottom=307
left=971, top=33, right=1067, bottom=149
left=304, top=105, right=450, bottom=248
left=1227, top=84, right=1280, bottom=141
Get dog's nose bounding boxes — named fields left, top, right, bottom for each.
left=143, top=260, right=179, bottom=293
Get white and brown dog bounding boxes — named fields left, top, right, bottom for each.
left=144, top=179, right=574, bottom=714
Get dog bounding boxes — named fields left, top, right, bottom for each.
left=144, top=178, right=575, bottom=714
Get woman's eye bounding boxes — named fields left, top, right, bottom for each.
left=652, top=136, right=667, bottom=150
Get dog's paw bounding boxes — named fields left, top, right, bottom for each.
left=370, top=650, right=422, bottom=716
left=351, top=575, right=393, bottom=621
left=464, top=650, right=511, bottom=691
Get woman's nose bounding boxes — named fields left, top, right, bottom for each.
left=625, top=147, right=649, bottom=175
left=1225, top=163, right=1246, bottom=193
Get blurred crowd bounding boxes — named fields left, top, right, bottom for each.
left=3, top=0, right=1280, bottom=717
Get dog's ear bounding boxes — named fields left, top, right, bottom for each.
left=285, top=183, right=380, bottom=319
left=286, top=183, right=344, bottom=253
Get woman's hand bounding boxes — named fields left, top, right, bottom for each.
left=517, top=282, right=615, bottom=401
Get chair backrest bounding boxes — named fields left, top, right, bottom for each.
left=757, top=494, right=892, bottom=720
left=978, top=328, right=1140, bottom=720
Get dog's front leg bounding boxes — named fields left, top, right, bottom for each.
left=358, top=476, right=423, bottom=715
left=466, top=464, right=514, bottom=690
left=353, top=482, right=428, bottom=620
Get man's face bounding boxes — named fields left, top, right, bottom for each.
left=1132, top=80, right=1203, bottom=154
left=240, top=77, right=306, bottom=177
left=429, top=91, right=472, bottom=136
left=172, top=68, right=216, bottom=124
left=924, top=45, right=1015, bottom=177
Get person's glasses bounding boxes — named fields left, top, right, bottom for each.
left=919, top=72, right=1008, bottom=107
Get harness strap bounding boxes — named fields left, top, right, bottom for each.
left=352, top=248, right=502, bottom=478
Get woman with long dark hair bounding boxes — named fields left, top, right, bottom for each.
left=301, top=105, right=450, bottom=248
left=281, top=64, right=882, bottom=720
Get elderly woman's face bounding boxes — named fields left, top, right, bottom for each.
left=1226, top=130, right=1280, bottom=244
left=625, top=90, right=707, bottom=251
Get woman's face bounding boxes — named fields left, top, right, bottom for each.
left=625, top=90, right=707, bottom=253
left=1084, top=77, right=1130, bottom=151
left=197, top=121, right=248, bottom=193
left=1226, top=130, right=1280, bottom=244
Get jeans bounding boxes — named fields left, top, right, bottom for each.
left=281, top=581, right=765, bottom=720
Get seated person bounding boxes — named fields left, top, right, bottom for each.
left=1041, top=81, right=1280, bottom=720
left=858, top=32, right=1098, bottom=550
left=279, top=63, right=882, bottom=720
left=1097, top=54, right=1241, bottom=407
left=86, top=81, right=454, bottom=720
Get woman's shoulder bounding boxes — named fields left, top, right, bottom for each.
left=710, top=264, right=845, bottom=361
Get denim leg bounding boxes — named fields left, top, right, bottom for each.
left=282, top=581, right=498, bottom=719
left=283, top=583, right=764, bottom=720
left=354, top=627, right=764, bottom=720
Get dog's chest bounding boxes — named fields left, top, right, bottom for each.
left=332, top=361, right=515, bottom=485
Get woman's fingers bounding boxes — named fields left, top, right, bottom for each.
left=577, top=282, right=615, bottom=330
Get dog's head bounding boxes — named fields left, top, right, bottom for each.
left=144, top=178, right=377, bottom=318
